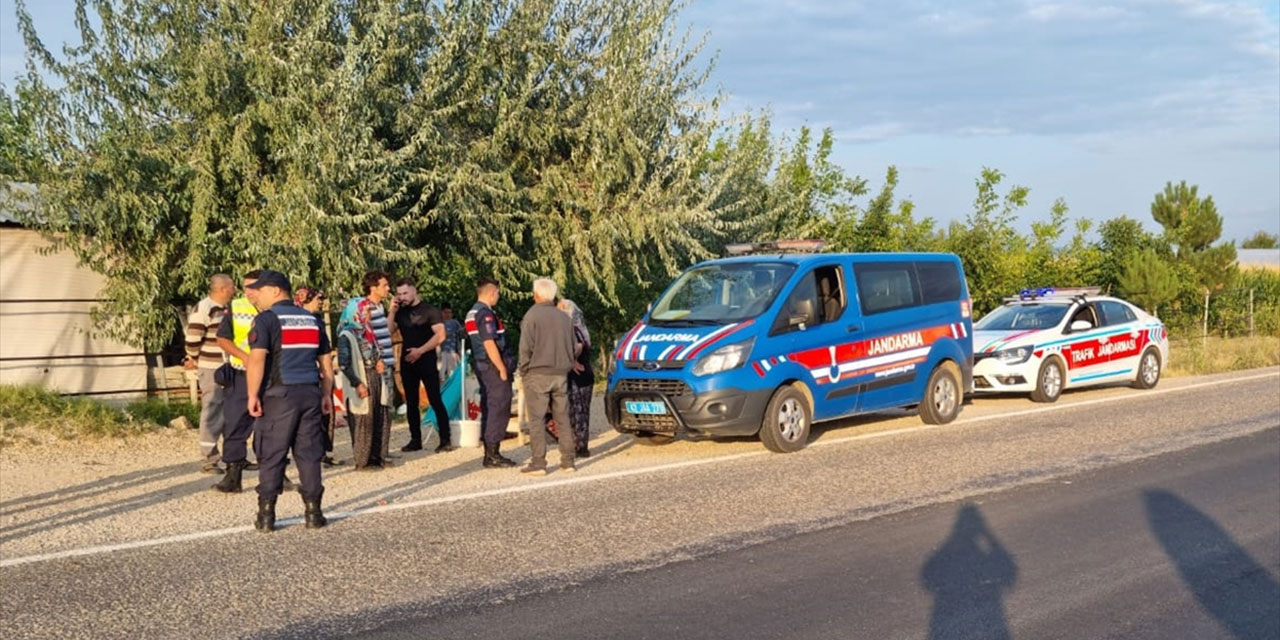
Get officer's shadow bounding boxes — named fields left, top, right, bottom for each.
left=1145, top=489, right=1280, bottom=639
left=920, top=504, right=1018, bottom=640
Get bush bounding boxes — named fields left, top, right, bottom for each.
left=125, top=398, right=200, bottom=427
left=0, top=385, right=180, bottom=447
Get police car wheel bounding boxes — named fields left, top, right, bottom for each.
left=1131, top=349, right=1161, bottom=390
left=760, top=385, right=811, bottom=453
left=920, top=361, right=962, bottom=425
left=1030, top=358, right=1063, bottom=403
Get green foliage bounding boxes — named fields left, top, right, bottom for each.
left=0, top=385, right=167, bottom=445
left=1149, top=180, right=1236, bottom=289
left=9, top=0, right=769, bottom=350
left=124, top=397, right=200, bottom=426
left=1118, top=249, right=1180, bottom=314
left=1241, top=231, right=1279, bottom=249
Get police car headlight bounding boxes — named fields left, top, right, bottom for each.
left=691, top=338, right=755, bottom=377
left=995, top=346, right=1033, bottom=364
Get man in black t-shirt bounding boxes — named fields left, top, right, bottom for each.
left=391, top=277, right=455, bottom=453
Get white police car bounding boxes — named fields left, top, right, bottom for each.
left=971, top=288, right=1169, bottom=402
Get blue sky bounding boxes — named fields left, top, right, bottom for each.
left=3, top=0, right=1278, bottom=242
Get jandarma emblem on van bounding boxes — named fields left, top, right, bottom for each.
left=867, top=331, right=925, bottom=356
left=634, top=332, right=700, bottom=343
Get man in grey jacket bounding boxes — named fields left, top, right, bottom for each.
left=518, top=278, right=577, bottom=475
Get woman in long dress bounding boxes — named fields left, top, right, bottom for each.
left=557, top=299, right=594, bottom=458
left=337, top=298, right=393, bottom=469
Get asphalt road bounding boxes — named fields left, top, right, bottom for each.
left=1, top=370, right=1278, bottom=639
left=357, top=426, right=1280, bottom=640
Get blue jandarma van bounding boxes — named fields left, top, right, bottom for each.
left=605, top=241, right=974, bottom=452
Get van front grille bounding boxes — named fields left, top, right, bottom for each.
left=614, top=378, right=691, bottom=397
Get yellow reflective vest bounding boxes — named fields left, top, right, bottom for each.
left=228, top=297, right=258, bottom=369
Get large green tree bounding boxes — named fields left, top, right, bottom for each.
left=7, top=0, right=765, bottom=350
left=1149, top=180, right=1236, bottom=290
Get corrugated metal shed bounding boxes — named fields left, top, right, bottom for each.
left=0, top=185, right=150, bottom=398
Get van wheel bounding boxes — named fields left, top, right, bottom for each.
left=759, top=385, right=811, bottom=453
left=1131, top=349, right=1161, bottom=389
left=1030, top=358, right=1063, bottom=403
left=920, top=362, right=962, bottom=425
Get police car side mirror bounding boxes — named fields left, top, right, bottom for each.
left=1069, top=320, right=1092, bottom=332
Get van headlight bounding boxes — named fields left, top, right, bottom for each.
left=995, top=346, right=1033, bottom=364
left=691, top=338, right=755, bottom=376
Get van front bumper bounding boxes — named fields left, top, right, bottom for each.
left=606, top=382, right=772, bottom=437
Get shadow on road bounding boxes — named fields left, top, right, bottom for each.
left=1144, top=489, right=1280, bottom=639
left=921, top=504, right=1018, bottom=640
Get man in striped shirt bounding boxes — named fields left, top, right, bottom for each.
left=186, top=274, right=235, bottom=473
left=361, top=270, right=398, bottom=464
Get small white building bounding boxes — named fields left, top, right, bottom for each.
left=0, top=191, right=150, bottom=399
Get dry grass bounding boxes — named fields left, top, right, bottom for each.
left=1166, top=336, right=1280, bottom=377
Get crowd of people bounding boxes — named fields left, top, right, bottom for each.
left=183, top=269, right=595, bottom=532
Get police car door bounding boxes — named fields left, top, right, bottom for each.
left=770, top=263, right=858, bottom=421
left=1060, top=301, right=1108, bottom=386
left=1097, top=300, right=1143, bottom=374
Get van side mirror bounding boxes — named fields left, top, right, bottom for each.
left=1069, top=319, right=1092, bottom=332
left=789, top=299, right=816, bottom=329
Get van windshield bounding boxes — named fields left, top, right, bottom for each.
left=975, top=303, right=1071, bottom=331
left=650, top=262, right=796, bottom=326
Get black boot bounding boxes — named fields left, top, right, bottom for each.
left=255, top=496, right=277, bottom=533
left=304, top=497, right=327, bottom=529
left=211, top=462, right=245, bottom=493
left=482, top=442, right=517, bottom=468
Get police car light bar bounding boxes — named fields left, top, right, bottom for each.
left=725, top=239, right=827, bottom=256
left=1013, top=286, right=1103, bottom=301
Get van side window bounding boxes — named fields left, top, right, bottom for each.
left=916, top=261, right=962, bottom=304
left=815, top=265, right=846, bottom=322
left=854, top=262, right=920, bottom=315
left=774, top=273, right=819, bottom=334
left=772, top=265, right=845, bottom=334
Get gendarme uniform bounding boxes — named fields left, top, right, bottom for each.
left=246, top=271, right=331, bottom=531
left=466, top=299, right=518, bottom=467
left=217, top=296, right=259, bottom=468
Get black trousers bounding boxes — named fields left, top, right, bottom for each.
left=222, top=369, right=255, bottom=464
left=475, top=363, right=512, bottom=445
left=255, top=385, right=325, bottom=501
left=401, top=352, right=451, bottom=445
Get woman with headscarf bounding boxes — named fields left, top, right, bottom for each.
left=336, top=297, right=394, bottom=469
left=557, top=299, right=594, bottom=458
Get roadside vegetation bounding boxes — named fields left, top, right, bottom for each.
left=1166, top=337, right=1280, bottom=378
left=0, top=385, right=198, bottom=448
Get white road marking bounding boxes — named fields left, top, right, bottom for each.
left=2, top=370, right=1276, bottom=569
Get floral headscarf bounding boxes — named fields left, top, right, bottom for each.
left=337, top=297, right=379, bottom=352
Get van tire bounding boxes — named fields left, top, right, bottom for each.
left=920, top=362, right=962, bottom=425
left=759, top=385, right=812, bottom=453
left=1030, top=358, right=1064, bottom=403
left=1131, top=348, right=1161, bottom=390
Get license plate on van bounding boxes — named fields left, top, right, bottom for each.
left=625, top=401, right=667, bottom=415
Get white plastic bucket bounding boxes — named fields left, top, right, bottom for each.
left=451, top=420, right=482, bottom=448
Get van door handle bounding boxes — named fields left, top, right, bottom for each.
left=846, top=324, right=860, bottom=333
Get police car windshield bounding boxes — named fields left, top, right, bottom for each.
left=975, top=303, right=1071, bottom=331
left=650, top=262, right=796, bottom=326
